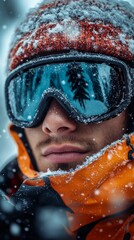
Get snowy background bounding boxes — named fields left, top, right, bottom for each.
left=0, top=0, right=134, bottom=168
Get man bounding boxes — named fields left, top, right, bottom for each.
left=0, top=0, right=134, bottom=239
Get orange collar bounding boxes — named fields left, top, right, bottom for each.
left=10, top=124, right=134, bottom=234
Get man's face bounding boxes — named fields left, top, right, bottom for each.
left=25, top=100, right=127, bottom=172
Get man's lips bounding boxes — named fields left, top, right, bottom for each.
left=41, top=145, right=88, bottom=163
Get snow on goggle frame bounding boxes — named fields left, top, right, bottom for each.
left=5, top=52, right=132, bottom=128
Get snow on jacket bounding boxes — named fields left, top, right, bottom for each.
left=0, top=124, right=134, bottom=239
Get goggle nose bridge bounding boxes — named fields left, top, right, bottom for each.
left=39, top=88, right=77, bottom=120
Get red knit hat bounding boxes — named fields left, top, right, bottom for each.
left=8, top=0, right=134, bottom=71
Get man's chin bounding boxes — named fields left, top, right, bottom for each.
left=46, top=157, right=90, bottom=172
left=39, top=151, right=97, bottom=172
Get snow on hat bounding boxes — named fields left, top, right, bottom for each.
left=8, top=0, right=134, bottom=71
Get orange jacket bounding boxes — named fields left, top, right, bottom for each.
left=10, top=125, right=134, bottom=239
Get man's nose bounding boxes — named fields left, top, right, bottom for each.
left=42, top=99, right=77, bottom=136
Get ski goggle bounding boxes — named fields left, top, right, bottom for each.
left=5, top=53, right=133, bottom=128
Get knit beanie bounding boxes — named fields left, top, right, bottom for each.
left=8, top=0, right=134, bottom=71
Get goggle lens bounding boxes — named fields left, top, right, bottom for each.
left=7, top=61, right=126, bottom=126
